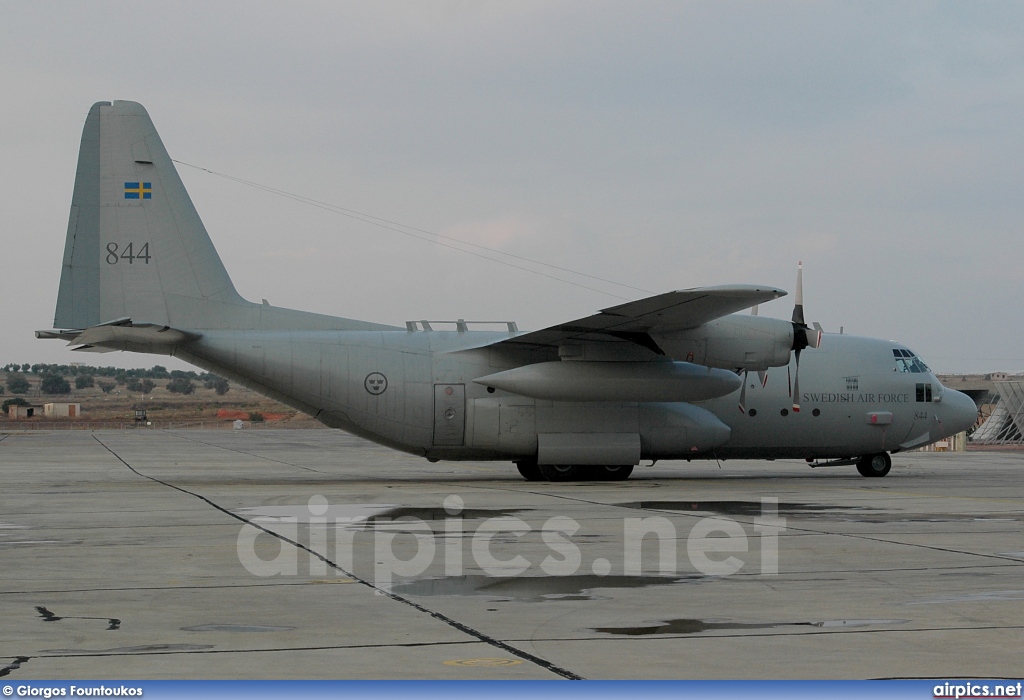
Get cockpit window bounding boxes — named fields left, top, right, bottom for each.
left=893, top=348, right=930, bottom=374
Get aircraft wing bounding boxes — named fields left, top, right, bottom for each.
left=487, top=285, right=786, bottom=351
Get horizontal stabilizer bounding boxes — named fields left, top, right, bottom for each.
left=36, top=319, right=200, bottom=355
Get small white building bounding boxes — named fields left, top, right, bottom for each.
left=917, top=431, right=967, bottom=452
left=43, top=402, right=82, bottom=418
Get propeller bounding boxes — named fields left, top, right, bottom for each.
left=737, top=369, right=770, bottom=414
left=738, top=306, right=767, bottom=413
left=790, top=261, right=822, bottom=412
left=741, top=304, right=770, bottom=409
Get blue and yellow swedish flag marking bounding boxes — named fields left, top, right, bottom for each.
left=124, top=182, right=152, bottom=199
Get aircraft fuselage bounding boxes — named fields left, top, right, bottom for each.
left=174, top=328, right=973, bottom=464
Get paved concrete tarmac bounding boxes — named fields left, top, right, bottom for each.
left=1, top=429, right=1022, bottom=679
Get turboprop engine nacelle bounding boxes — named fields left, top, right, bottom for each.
left=474, top=360, right=741, bottom=402
left=652, top=314, right=794, bottom=372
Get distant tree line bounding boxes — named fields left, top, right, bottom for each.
left=2, top=362, right=205, bottom=379
left=1, top=363, right=229, bottom=398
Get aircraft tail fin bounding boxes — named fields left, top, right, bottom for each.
left=54, top=101, right=246, bottom=331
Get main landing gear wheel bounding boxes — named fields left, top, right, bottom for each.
left=538, top=464, right=585, bottom=482
left=596, top=465, right=634, bottom=481
left=856, top=452, right=892, bottom=477
left=516, top=461, right=544, bottom=481
left=534, top=464, right=635, bottom=481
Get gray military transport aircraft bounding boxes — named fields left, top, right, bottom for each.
left=38, top=101, right=978, bottom=481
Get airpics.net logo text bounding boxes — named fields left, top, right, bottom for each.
left=235, top=496, right=786, bottom=588
left=933, top=682, right=1023, bottom=699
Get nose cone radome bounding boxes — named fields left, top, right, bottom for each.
left=942, top=388, right=979, bottom=437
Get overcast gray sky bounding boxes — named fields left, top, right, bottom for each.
left=2, top=1, right=1022, bottom=373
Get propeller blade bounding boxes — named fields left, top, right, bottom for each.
left=787, top=365, right=792, bottom=397
left=803, top=326, right=823, bottom=349
left=789, top=262, right=821, bottom=385
left=738, top=371, right=748, bottom=414
left=792, top=350, right=802, bottom=412
left=758, top=370, right=768, bottom=388
left=751, top=304, right=759, bottom=317
left=791, top=261, right=805, bottom=326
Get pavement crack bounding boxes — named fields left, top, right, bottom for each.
left=91, top=434, right=583, bottom=680
left=35, top=605, right=61, bottom=621
left=0, top=655, right=30, bottom=677
left=161, top=431, right=337, bottom=475
left=40, top=639, right=477, bottom=658
left=36, top=605, right=121, bottom=630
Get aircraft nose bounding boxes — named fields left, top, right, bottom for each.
left=941, top=388, right=979, bottom=436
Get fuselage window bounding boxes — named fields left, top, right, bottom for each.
left=915, top=382, right=933, bottom=402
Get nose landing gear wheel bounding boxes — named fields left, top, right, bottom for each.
left=856, top=452, right=892, bottom=477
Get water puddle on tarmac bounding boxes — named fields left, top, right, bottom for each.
left=181, top=624, right=295, bottom=632
left=234, top=504, right=530, bottom=529
left=368, top=506, right=531, bottom=523
left=42, top=644, right=213, bottom=654
left=391, top=574, right=705, bottom=602
left=615, top=501, right=1023, bottom=524
left=594, top=618, right=908, bottom=635
left=906, top=590, right=1024, bottom=605
left=615, top=501, right=867, bottom=518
